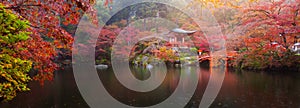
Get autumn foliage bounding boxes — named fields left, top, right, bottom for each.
left=0, top=0, right=299, bottom=102
left=0, top=0, right=109, bottom=84
left=0, top=5, right=32, bottom=101
left=230, top=0, right=300, bottom=70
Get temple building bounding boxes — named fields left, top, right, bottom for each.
left=166, top=28, right=197, bottom=48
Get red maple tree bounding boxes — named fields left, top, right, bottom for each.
left=231, top=0, right=300, bottom=69
left=2, top=0, right=112, bottom=84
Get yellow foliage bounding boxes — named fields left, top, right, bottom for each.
left=189, top=0, right=258, bottom=9
left=159, top=46, right=167, bottom=52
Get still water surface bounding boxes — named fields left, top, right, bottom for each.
left=1, top=65, right=300, bottom=108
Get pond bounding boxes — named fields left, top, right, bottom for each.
left=1, top=65, right=300, bottom=108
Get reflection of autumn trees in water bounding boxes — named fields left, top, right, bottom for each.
left=98, top=66, right=181, bottom=107
left=192, top=68, right=300, bottom=108
left=2, top=66, right=300, bottom=107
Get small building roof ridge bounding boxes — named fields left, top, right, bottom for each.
left=171, top=28, right=197, bottom=34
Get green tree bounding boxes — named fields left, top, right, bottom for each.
left=0, top=4, right=32, bottom=101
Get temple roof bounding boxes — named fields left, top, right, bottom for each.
left=171, top=28, right=197, bottom=34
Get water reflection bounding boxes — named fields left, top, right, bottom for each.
left=0, top=66, right=300, bottom=108
left=99, top=65, right=178, bottom=107
left=99, top=65, right=199, bottom=107
left=210, top=70, right=300, bottom=108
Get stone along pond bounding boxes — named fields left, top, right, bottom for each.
left=1, top=65, right=300, bottom=108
